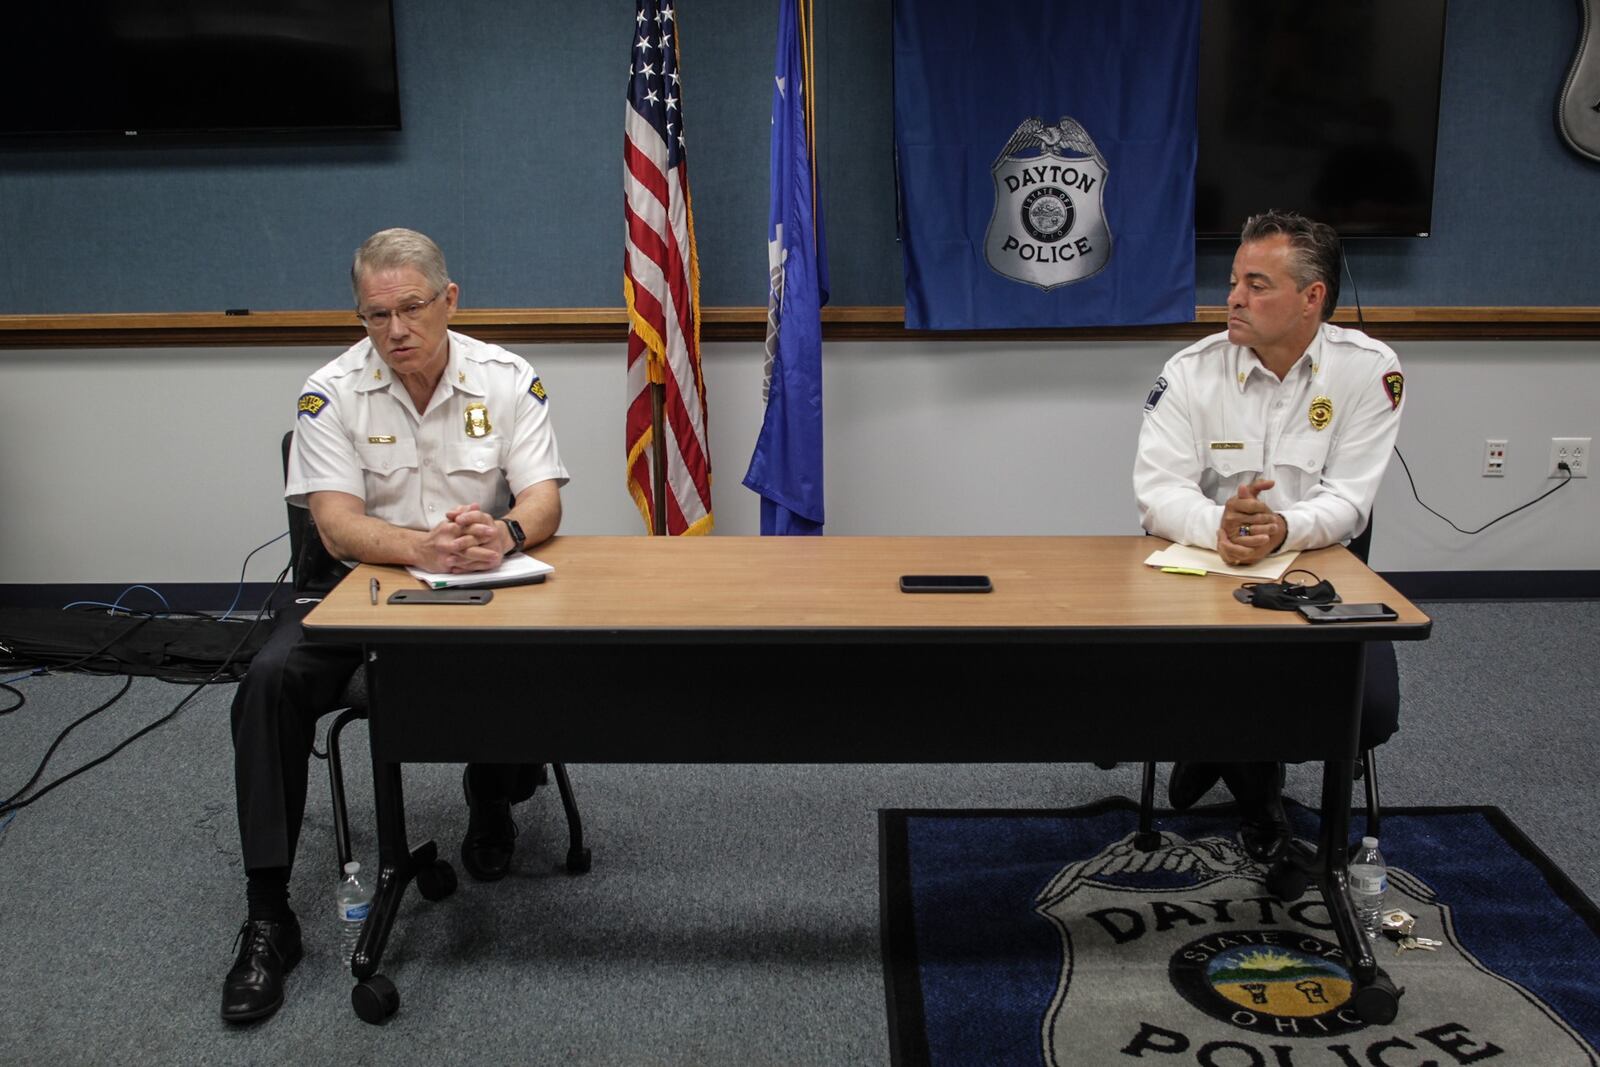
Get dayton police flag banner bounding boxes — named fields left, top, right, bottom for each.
left=743, top=0, right=830, bottom=535
left=894, top=1, right=1199, bottom=330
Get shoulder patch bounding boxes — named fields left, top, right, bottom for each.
left=529, top=377, right=548, bottom=404
left=1382, top=371, right=1404, bottom=411
left=298, top=391, right=331, bottom=418
left=1144, top=376, right=1169, bottom=412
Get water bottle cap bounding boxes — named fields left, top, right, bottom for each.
left=1360, top=836, right=1379, bottom=849
left=344, top=861, right=361, bottom=875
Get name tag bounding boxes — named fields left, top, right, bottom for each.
left=1210, top=441, right=1244, bottom=450
left=367, top=435, right=396, bottom=444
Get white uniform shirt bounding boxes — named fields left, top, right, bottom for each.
left=286, top=330, right=569, bottom=529
left=1134, top=323, right=1404, bottom=553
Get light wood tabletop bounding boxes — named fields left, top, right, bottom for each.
left=304, top=535, right=1429, bottom=638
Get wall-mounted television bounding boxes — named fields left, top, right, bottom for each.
left=3, top=1, right=400, bottom=137
left=1196, top=1, right=1448, bottom=238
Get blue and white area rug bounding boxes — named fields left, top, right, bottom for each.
left=879, top=798, right=1600, bottom=1066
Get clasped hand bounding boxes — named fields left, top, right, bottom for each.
left=419, top=503, right=503, bottom=573
left=1216, top=479, right=1285, bottom=566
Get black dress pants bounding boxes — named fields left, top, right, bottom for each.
left=231, top=597, right=537, bottom=875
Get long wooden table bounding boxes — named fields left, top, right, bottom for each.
left=303, top=535, right=1431, bottom=1022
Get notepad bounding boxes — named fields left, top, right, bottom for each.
left=1143, top=544, right=1299, bottom=582
left=406, top=553, right=554, bottom=589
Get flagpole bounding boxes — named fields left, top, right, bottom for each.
left=651, top=380, right=667, bottom=535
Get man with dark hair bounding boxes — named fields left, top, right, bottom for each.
left=222, top=228, right=569, bottom=1024
left=1133, top=210, right=1405, bottom=858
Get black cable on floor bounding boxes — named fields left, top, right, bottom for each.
left=0, top=565, right=288, bottom=818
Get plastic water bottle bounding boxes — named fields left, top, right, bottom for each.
left=336, top=861, right=373, bottom=968
left=1347, top=836, right=1388, bottom=940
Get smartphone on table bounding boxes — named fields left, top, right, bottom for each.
left=1296, top=602, right=1397, bottom=624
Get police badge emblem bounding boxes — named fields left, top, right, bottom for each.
left=1308, top=395, right=1334, bottom=431
left=464, top=402, right=491, bottom=438
left=984, top=117, right=1112, bottom=290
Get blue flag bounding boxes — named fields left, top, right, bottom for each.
left=894, top=1, right=1199, bottom=330
left=743, top=0, right=830, bottom=536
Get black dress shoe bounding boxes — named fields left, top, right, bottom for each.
left=1167, top=762, right=1224, bottom=810
left=221, top=916, right=303, bottom=1024
left=1222, top=762, right=1291, bottom=862
left=461, top=767, right=518, bottom=882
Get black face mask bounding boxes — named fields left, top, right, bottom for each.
left=1233, top=577, right=1340, bottom=611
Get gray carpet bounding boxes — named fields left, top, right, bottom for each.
left=1, top=600, right=1597, bottom=1065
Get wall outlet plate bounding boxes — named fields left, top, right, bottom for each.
left=1550, top=437, right=1590, bottom=478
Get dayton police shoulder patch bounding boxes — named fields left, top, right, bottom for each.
left=1144, top=376, right=1169, bottom=412
left=529, top=377, right=548, bottom=404
left=1382, top=371, right=1404, bottom=411
left=297, top=391, right=331, bottom=418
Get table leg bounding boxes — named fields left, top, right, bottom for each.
left=351, top=756, right=419, bottom=980
left=1315, top=757, right=1374, bottom=984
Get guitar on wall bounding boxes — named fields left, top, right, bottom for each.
left=1561, top=0, right=1600, bottom=161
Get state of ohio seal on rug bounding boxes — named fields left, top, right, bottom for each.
left=879, top=798, right=1600, bottom=1066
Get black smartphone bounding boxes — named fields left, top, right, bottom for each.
left=1297, top=602, right=1397, bottom=624
left=387, top=588, right=494, bottom=605
left=899, top=574, right=993, bottom=593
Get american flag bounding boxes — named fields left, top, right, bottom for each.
left=624, top=0, right=713, bottom=536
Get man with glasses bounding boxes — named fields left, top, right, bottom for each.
left=1133, top=210, right=1404, bottom=862
left=222, top=228, right=569, bottom=1024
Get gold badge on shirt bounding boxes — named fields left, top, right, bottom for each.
left=464, top=402, right=492, bottom=438
left=1308, top=395, right=1333, bottom=431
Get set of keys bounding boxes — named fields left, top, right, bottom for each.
left=1380, top=909, right=1443, bottom=953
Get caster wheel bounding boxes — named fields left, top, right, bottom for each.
left=1133, top=831, right=1163, bottom=853
left=1351, top=971, right=1403, bottom=1025
left=416, top=859, right=457, bottom=902
left=1264, top=860, right=1308, bottom=902
left=566, top=846, right=592, bottom=874
left=352, top=973, right=400, bottom=1024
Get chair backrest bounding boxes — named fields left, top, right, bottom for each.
left=281, top=430, right=351, bottom=594
left=1348, top=509, right=1374, bottom=566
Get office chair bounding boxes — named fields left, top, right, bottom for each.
left=1127, top=513, right=1395, bottom=851
left=280, top=431, right=592, bottom=884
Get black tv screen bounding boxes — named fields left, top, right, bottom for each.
left=1196, top=1, right=1447, bottom=238
left=3, top=1, right=400, bottom=136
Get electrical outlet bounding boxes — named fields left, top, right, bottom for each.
left=1550, top=437, right=1590, bottom=478
left=1483, top=438, right=1506, bottom=477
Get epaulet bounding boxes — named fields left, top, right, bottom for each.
left=453, top=331, right=520, bottom=368
left=297, top=344, right=366, bottom=418
left=1322, top=323, right=1399, bottom=363
left=1167, top=330, right=1233, bottom=365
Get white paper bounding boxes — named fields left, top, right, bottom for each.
left=406, top=553, right=554, bottom=589
left=1143, top=543, right=1300, bottom=582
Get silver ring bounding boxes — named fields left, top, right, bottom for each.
left=1239, top=524, right=1252, bottom=537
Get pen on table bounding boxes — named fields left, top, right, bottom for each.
left=370, top=577, right=379, bottom=605
left=1160, top=566, right=1208, bottom=577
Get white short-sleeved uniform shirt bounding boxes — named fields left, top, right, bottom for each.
left=286, top=330, right=569, bottom=530
left=1134, top=323, right=1404, bottom=553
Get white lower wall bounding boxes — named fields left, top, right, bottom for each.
left=1, top=336, right=1595, bottom=584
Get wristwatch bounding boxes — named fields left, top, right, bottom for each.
left=500, top=517, right=526, bottom=555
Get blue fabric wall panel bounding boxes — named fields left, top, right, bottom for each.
left=0, top=0, right=1597, bottom=314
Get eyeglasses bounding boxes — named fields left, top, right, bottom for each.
left=356, top=290, right=443, bottom=330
